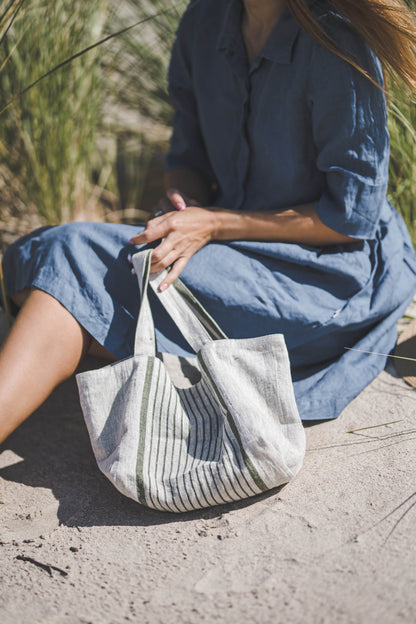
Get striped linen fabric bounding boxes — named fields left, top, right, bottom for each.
left=76, top=250, right=305, bottom=512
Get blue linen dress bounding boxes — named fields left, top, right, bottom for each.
left=3, top=0, right=416, bottom=420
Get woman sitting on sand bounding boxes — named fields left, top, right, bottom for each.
left=1, top=0, right=416, bottom=443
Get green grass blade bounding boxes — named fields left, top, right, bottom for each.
left=0, top=10, right=169, bottom=116
left=0, top=0, right=25, bottom=49
left=345, top=347, right=416, bottom=362
left=0, top=0, right=20, bottom=27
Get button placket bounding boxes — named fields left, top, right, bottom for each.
left=236, top=61, right=262, bottom=211
left=221, top=46, right=250, bottom=210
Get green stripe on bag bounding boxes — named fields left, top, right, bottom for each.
left=136, top=357, right=155, bottom=505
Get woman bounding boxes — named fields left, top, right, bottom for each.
left=1, top=0, right=416, bottom=443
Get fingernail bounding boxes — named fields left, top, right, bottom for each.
left=159, top=282, right=168, bottom=292
left=128, top=239, right=136, bottom=245
left=127, top=253, right=132, bottom=263
left=131, top=267, right=136, bottom=275
left=175, top=201, right=186, bottom=211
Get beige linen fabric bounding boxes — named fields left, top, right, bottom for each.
left=76, top=250, right=305, bottom=512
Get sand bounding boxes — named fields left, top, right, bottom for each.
left=0, top=310, right=415, bottom=624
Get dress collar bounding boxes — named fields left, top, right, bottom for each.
left=216, top=1, right=301, bottom=65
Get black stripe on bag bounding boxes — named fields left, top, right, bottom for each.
left=192, top=381, right=242, bottom=504
left=197, top=355, right=268, bottom=493
left=178, top=390, right=209, bottom=510
left=179, top=387, right=224, bottom=508
left=188, top=381, right=252, bottom=502
left=193, top=383, right=238, bottom=504
left=194, top=383, right=221, bottom=461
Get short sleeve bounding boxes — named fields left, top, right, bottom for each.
left=308, top=17, right=390, bottom=239
left=165, top=9, right=216, bottom=183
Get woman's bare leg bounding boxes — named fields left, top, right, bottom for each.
left=0, top=288, right=115, bottom=443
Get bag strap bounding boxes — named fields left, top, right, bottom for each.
left=149, top=267, right=227, bottom=351
left=132, top=250, right=227, bottom=355
left=132, top=250, right=157, bottom=357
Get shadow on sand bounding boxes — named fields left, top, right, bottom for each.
left=0, top=355, right=314, bottom=532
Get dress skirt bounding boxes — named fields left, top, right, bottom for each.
left=3, top=209, right=416, bottom=421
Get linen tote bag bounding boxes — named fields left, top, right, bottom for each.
left=76, top=250, right=305, bottom=512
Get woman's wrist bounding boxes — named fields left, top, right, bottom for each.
left=209, top=208, right=246, bottom=241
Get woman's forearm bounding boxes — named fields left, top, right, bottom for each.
left=211, top=203, right=356, bottom=246
left=164, top=168, right=355, bottom=246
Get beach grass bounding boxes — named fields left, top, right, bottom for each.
left=0, top=0, right=109, bottom=224
left=0, top=0, right=189, bottom=225
left=388, top=81, right=416, bottom=245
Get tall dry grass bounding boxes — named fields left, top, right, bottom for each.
left=102, top=0, right=187, bottom=219
left=388, top=90, right=416, bottom=246
left=0, top=0, right=189, bottom=225
left=0, top=0, right=109, bottom=224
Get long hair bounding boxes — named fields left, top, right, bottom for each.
left=287, top=0, right=416, bottom=93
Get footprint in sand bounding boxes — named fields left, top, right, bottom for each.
left=0, top=450, right=59, bottom=543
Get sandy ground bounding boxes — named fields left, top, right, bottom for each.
left=0, top=309, right=416, bottom=624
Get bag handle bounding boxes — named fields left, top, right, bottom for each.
left=132, top=250, right=157, bottom=357
left=132, top=250, right=227, bottom=356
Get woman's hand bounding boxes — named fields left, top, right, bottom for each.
left=149, top=188, right=201, bottom=219
left=129, top=191, right=218, bottom=290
